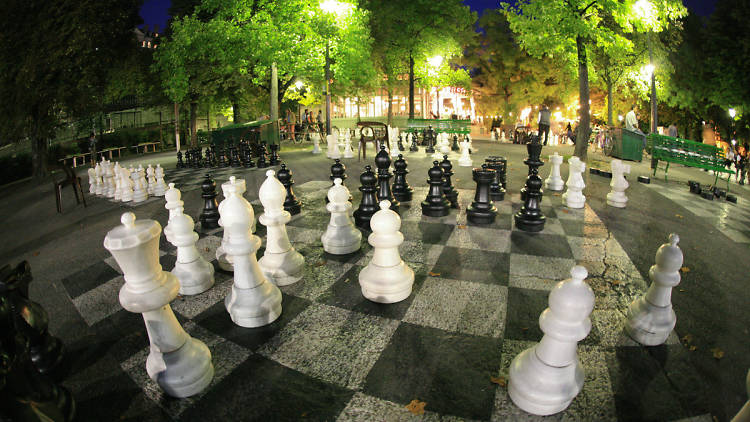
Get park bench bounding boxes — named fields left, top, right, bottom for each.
left=648, top=133, right=734, bottom=191
left=58, top=152, right=90, bottom=168
left=131, top=142, right=160, bottom=154
left=406, top=118, right=471, bottom=135
left=97, top=146, right=126, bottom=160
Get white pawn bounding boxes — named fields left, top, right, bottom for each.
left=220, top=177, right=282, bottom=327
left=321, top=178, right=362, bottom=254
left=146, top=164, right=156, bottom=195
left=164, top=183, right=215, bottom=295
left=104, top=212, right=214, bottom=397
left=343, top=133, right=354, bottom=158
left=87, top=167, right=96, bottom=194
left=131, top=166, right=148, bottom=203
left=508, top=266, right=594, bottom=415
left=216, top=177, right=255, bottom=272
left=327, top=134, right=341, bottom=159
left=625, top=233, right=683, bottom=346
left=258, top=170, right=305, bottom=286
left=439, top=133, right=451, bottom=155
left=120, top=166, right=133, bottom=202
left=501, top=131, right=507, bottom=142
left=359, top=200, right=414, bottom=303
left=104, top=161, right=116, bottom=198
left=562, top=156, right=586, bottom=209
left=152, top=164, right=168, bottom=197
left=458, top=140, right=473, bottom=167
left=544, top=152, right=565, bottom=191
left=94, top=162, right=104, bottom=195
left=312, top=133, right=322, bottom=154
left=138, top=165, right=149, bottom=196
left=606, top=159, right=630, bottom=208
left=113, top=163, right=122, bottom=201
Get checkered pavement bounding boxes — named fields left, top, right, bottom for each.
left=61, top=179, right=711, bottom=421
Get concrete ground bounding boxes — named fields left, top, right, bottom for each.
left=1, top=138, right=748, bottom=421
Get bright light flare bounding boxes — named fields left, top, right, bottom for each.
left=320, top=0, right=352, bottom=17
left=729, top=108, right=736, bottom=119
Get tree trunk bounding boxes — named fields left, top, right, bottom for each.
left=387, top=90, right=393, bottom=127
left=233, top=101, right=241, bottom=124
left=190, top=100, right=198, bottom=147
left=607, top=79, right=613, bottom=127
left=408, top=54, right=415, bottom=120
left=270, top=62, right=279, bottom=121
left=174, top=102, right=181, bottom=152
left=356, top=96, right=361, bottom=122
left=31, top=122, right=48, bottom=182
left=575, top=35, right=591, bottom=160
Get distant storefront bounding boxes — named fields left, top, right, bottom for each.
left=332, top=86, right=475, bottom=120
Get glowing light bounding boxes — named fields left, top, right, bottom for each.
left=520, top=107, right=532, bottom=121
left=428, top=55, right=443, bottom=69
left=320, top=0, right=352, bottom=16
left=643, top=64, right=655, bottom=76
left=295, top=81, right=304, bottom=89
left=618, top=115, right=624, bottom=121
left=729, top=108, right=736, bottom=119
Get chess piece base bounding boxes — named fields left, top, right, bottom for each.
left=359, top=261, right=414, bottom=304
left=393, top=190, right=413, bottom=203
left=321, top=228, right=362, bottom=255
left=545, top=180, right=564, bottom=191
left=172, top=258, right=215, bottom=296
left=625, top=297, right=676, bottom=346
left=508, top=347, right=583, bottom=416
left=606, top=192, right=628, bottom=208
left=514, top=213, right=546, bottom=232
left=489, top=190, right=505, bottom=202
left=225, top=282, right=282, bottom=328
left=458, top=157, right=473, bottom=167
left=467, top=205, right=497, bottom=225
left=259, top=249, right=305, bottom=286
left=562, top=193, right=586, bottom=209
left=146, top=336, right=214, bottom=398
left=421, top=200, right=450, bottom=217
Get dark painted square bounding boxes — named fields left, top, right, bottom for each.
left=181, top=355, right=354, bottom=422
left=73, top=368, right=168, bottom=422
left=62, top=261, right=120, bottom=299
left=159, top=253, right=177, bottom=271
left=194, top=293, right=311, bottom=351
left=608, top=346, right=691, bottom=421
left=363, top=322, right=501, bottom=420
left=430, top=246, right=509, bottom=285
left=644, top=345, right=714, bottom=419
left=401, top=221, right=454, bottom=244
left=83, top=309, right=152, bottom=365
left=317, top=265, right=426, bottom=320
left=504, top=287, right=548, bottom=341
left=510, top=231, right=574, bottom=258
left=559, top=219, right=609, bottom=238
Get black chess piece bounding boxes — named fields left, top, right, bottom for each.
left=467, top=164, right=498, bottom=225
left=485, top=156, right=507, bottom=202
left=276, top=163, right=301, bottom=215
left=257, top=142, right=269, bottom=168
left=243, top=143, right=254, bottom=168
left=184, top=149, right=193, bottom=168
left=409, top=131, right=419, bottom=152
left=392, top=154, right=413, bottom=202
left=420, top=128, right=427, bottom=146
left=451, top=135, right=460, bottom=152
left=354, top=165, right=379, bottom=230
left=422, top=161, right=450, bottom=217
left=218, top=146, right=228, bottom=167
left=1, top=262, right=76, bottom=422
left=375, top=145, right=399, bottom=211
left=398, top=134, right=406, bottom=152
left=269, top=144, right=281, bottom=166
left=176, top=151, right=185, bottom=168
left=514, top=137, right=546, bottom=232
left=199, top=174, right=221, bottom=230
left=440, top=155, right=459, bottom=208
left=230, top=146, right=241, bottom=167
left=425, top=126, right=435, bottom=153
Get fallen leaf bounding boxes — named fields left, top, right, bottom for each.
left=32, top=251, right=39, bottom=256
left=405, top=399, right=426, bottom=415
left=457, top=224, right=467, bottom=229
left=675, top=214, right=683, bottom=219
left=710, top=348, right=724, bottom=359
left=205, top=247, right=210, bottom=252
left=552, top=193, right=561, bottom=197
left=610, top=280, right=623, bottom=285
left=562, top=209, right=569, bottom=214
left=343, top=278, right=350, bottom=283
left=315, top=260, right=327, bottom=267
left=679, top=288, right=686, bottom=292
left=428, top=271, right=441, bottom=277
left=689, top=345, right=697, bottom=351
left=490, top=376, right=507, bottom=387
left=521, top=327, right=529, bottom=331
left=681, top=334, right=693, bottom=344
left=681, top=266, right=690, bottom=273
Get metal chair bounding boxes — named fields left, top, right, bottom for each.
left=357, top=121, right=389, bottom=161
left=53, top=164, right=86, bottom=213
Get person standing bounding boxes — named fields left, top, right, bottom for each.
left=537, top=104, right=551, bottom=146
left=625, top=105, right=640, bottom=133
left=668, top=123, right=678, bottom=138
left=316, top=110, right=324, bottom=134
left=285, top=109, right=296, bottom=140
left=88, top=132, right=98, bottom=166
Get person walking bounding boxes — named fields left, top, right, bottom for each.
left=285, top=109, right=296, bottom=141
left=537, top=104, right=551, bottom=146
left=316, top=110, right=324, bottom=134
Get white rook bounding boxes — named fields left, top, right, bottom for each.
left=562, top=156, right=586, bottom=209
left=508, top=266, right=594, bottom=415
left=321, top=178, right=362, bottom=254
left=606, top=159, right=630, bottom=208
left=104, top=212, right=214, bottom=397
left=544, top=152, right=564, bottom=191
left=626, top=233, right=683, bottom=346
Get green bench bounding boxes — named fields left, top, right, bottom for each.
left=648, top=133, right=734, bottom=190
left=406, top=118, right=470, bottom=134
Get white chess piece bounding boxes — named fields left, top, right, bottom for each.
left=501, top=131, right=507, bottom=142
left=458, top=140, right=473, bottom=167
left=358, top=200, right=414, bottom=303
left=104, top=212, right=214, bottom=398
left=327, top=134, right=341, bottom=159
left=146, top=164, right=156, bottom=195
left=625, top=233, right=682, bottom=346
left=131, top=166, right=147, bottom=203
left=216, top=177, right=249, bottom=271
left=312, top=133, right=322, bottom=154
left=120, top=167, right=133, bottom=202
left=544, top=152, right=565, bottom=191
left=164, top=183, right=215, bottom=295
left=508, top=265, right=594, bottom=415
left=220, top=176, right=282, bottom=328
left=606, top=159, right=630, bottom=208
left=113, top=163, right=122, bottom=201
left=87, top=167, right=96, bottom=194
left=258, top=170, right=305, bottom=286
left=321, top=178, right=362, bottom=254
left=103, top=161, right=115, bottom=198
left=138, top=165, right=149, bottom=196
left=562, top=156, right=586, bottom=209
left=152, top=164, right=168, bottom=197
left=94, top=162, right=104, bottom=196
left=439, top=133, right=451, bottom=155
left=343, top=134, right=354, bottom=158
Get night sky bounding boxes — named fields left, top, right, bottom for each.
left=139, top=0, right=719, bottom=30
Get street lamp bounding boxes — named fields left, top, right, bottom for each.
left=295, top=80, right=304, bottom=90
left=319, top=0, right=352, bottom=135
left=635, top=0, right=658, bottom=133
left=729, top=108, right=737, bottom=142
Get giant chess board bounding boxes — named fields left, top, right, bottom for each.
left=62, top=177, right=708, bottom=421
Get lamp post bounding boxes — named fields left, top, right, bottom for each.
left=729, top=108, right=736, bottom=142
left=635, top=0, right=658, bottom=134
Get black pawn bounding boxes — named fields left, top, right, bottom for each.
left=230, top=146, right=242, bottom=167
left=199, top=174, right=221, bottom=230
left=327, top=159, right=349, bottom=203
left=243, top=144, right=255, bottom=168
left=440, top=155, right=459, bottom=208
left=485, top=156, right=507, bottom=202
left=451, top=135, right=460, bottom=152
left=409, top=132, right=419, bottom=152
left=422, top=161, right=450, bottom=217
left=375, top=145, right=399, bottom=211
left=514, top=138, right=546, bottom=232
left=257, top=142, right=269, bottom=168
left=354, top=165, right=379, bottom=230
left=425, top=126, right=435, bottom=153
left=467, top=164, right=498, bottom=225
left=269, top=144, right=281, bottom=166
left=176, top=151, right=185, bottom=168
left=277, top=163, right=301, bottom=215
left=392, top=154, right=413, bottom=202
left=398, top=134, right=406, bottom=152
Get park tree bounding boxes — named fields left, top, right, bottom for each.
left=503, top=0, right=685, bottom=159
left=364, top=0, right=475, bottom=119
left=0, top=0, right=143, bottom=181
